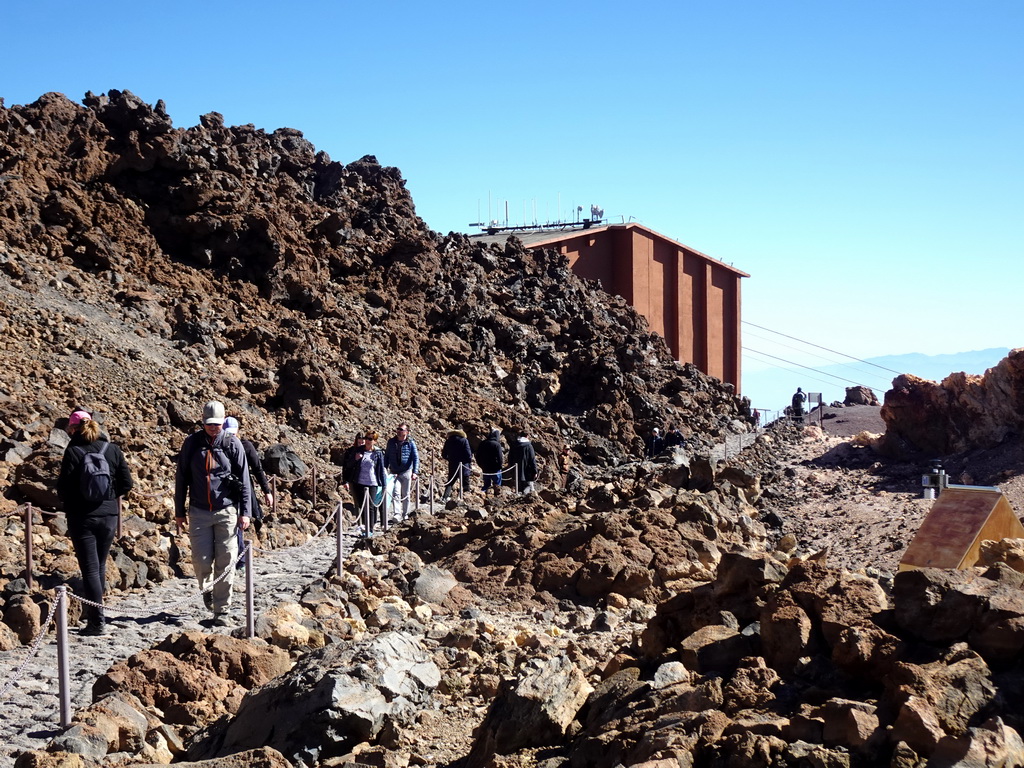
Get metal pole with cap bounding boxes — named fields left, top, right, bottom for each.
left=244, top=542, right=254, bottom=638
left=336, top=501, right=343, bottom=574
left=55, top=586, right=71, bottom=727
left=24, top=503, right=33, bottom=591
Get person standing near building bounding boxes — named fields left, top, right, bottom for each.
left=508, top=429, right=538, bottom=494
left=57, top=409, right=134, bottom=636
left=174, top=401, right=251, bottom=627
left=440, top=429, right=472, bottom=501
left=475, top=428, right=505, bottom=496
left=384, top=422, right=419, bottom=522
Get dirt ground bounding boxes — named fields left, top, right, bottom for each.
left=763, top=404, right=1024, bottom=576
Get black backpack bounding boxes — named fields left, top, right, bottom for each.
left=78, top=442, right=112, bottom=501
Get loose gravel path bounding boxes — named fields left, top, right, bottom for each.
left=0, top=528, right=358, bottom=763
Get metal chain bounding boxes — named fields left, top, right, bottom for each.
left=250, top=504, right=339, bottom=554
left=70, top=541, right=252, bottom=617
left=0, top=591, right=60, bottom=704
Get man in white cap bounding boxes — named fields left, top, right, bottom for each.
left=174, top=400, right=251, bottom=627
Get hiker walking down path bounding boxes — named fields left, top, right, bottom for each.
left=56, top=409, right=134, bottom=636
left=174, top=401, right=251, bottom=627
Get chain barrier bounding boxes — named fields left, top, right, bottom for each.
left=2, top=503, right=27, bottom=518
left=0, top=591, right=60, bottom=705
left=68, top=540, right=253, bottom=618
left=250, top=504, right=339, bottom=554
left=1, top=449, right=537, bottom=733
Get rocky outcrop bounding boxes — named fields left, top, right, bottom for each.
left=186, top=631, right=439, bottom=766
left=880, top=349, right=1024, bottom=456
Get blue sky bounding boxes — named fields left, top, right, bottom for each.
left=3, top=1, right=1022, bottom=394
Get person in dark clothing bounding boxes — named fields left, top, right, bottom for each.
left=56, top=409, right=133, bottom=636
left=223, top=417, right=271, bottom=568
left=223, top=417, right=272, bottom=528
left=440, top=429, right=472, bottom=501
left=342, top=429, right=386, bottom=535
left=645, top=428, right=664, bottom=458
left=663, top=425, right=687, bottom=450
left=507, top=429, right=538, bottom=494
left=792, top=387, right=806, bottom=423
left=475, top=428, right=505, bottom=495
left=175, top=400, right=251, bottom=627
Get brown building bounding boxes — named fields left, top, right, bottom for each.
left=471, top=221, right=748, bottom=391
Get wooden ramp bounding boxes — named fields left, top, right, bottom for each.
left=899, top=487, right=1024, bottom=571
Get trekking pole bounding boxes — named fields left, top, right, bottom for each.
left=55, top=586, right=71, bottom=727
left=244, top=542, right=254, bottom=639
left=24, top=503, right=33, bottom=591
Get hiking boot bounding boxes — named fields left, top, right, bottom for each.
left=202, top=592, right=213, bottom=610
left=211, top=614, right=231, bottom=628
left=81, top=622, right=108, bottom=637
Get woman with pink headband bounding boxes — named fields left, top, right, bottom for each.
left=56, top=409, right=133, bottom=636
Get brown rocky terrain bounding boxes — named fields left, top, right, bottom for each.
left=2, top=90, right=1024, bottom=768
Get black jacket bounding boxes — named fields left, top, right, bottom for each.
left=441, top=431, right=472, bottom=472
left=57, top=435, right=133, bottom=520
left=175, top=430, right=251, bottom=518
left=241, top=439, right=271, bottom=494
left=475, top=433, right=504, bottom=473
left=508, top=438, right=538, bottom=484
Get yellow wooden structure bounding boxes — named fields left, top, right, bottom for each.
left=899, top=487, right=1024, bottom=571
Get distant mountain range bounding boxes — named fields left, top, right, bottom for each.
left=742, top=347, right=1013, bottom=417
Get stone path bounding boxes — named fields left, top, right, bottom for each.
left=0, top=527, right=360, bottom=763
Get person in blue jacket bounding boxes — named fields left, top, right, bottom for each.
left=384, top=422, right=419, bottom=522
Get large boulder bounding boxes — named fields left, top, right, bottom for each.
left=467, top=654, right=593, bottom=767
left=187, top=631, right=438, bottom=766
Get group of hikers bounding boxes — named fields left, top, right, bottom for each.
left=644, top=424, right=688, bottom=459
left=55, top=401, right=542, bottom=635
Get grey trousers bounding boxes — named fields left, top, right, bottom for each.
left=188, top=504, right=239, bottom=615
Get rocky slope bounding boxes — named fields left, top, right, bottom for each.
left=3, top=91, right=1024, bottom=768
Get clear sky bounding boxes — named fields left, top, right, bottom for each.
left=3, top=1, right=1022, bottom=384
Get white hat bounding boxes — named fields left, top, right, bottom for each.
left=203, top=401, right=225, bottom=425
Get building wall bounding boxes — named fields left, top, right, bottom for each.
left=550, top=225, right=744, bottom=391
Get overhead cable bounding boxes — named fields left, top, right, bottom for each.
left=742, top=347, right=881, bottom=391
left=742, top=321, right=905, bottom=375
left=742, top=329, right=892, bottom=386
